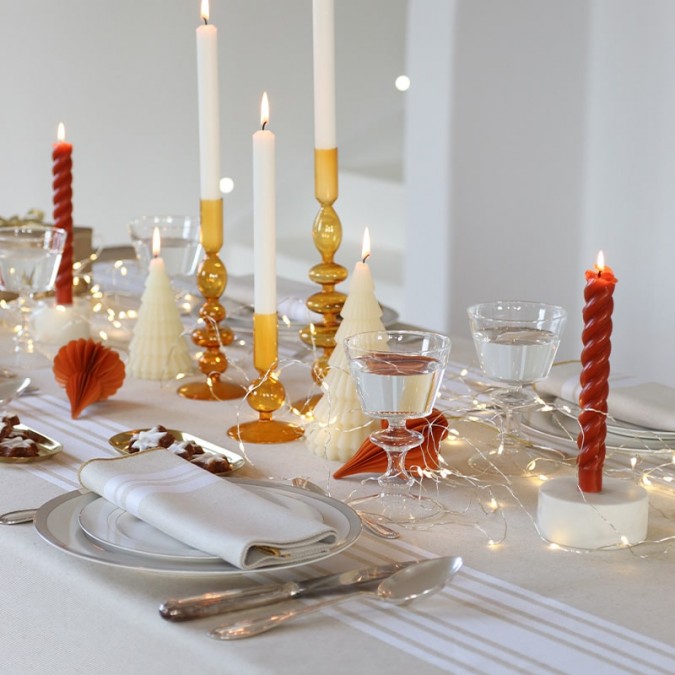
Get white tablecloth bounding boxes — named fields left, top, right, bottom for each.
left=1, top=329, right=674, bottom=674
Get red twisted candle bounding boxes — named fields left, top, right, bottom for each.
left=53, top=122, right=73, bottom=306
left=577, top=251, right=617, bottom=492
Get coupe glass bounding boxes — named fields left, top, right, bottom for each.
left=467, top=300, right=567, bottom=475
left=345, top=330, right=452, bottom=524
left=128, top=215, right=202, bottom=312
left=0, top=225, right=67, bottom=368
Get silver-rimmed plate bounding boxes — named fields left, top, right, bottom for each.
left=551, top=397, right=675, bottom=442
left=521, top=407, right=675, bottom=456
left=77, top=486, right=324, bottom=563
left=34, top=480, right=361, bottom=576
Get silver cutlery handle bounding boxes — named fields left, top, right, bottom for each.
left=159, top=582, right=300, bottom=622
left=209, top=591, right=364, bottom=640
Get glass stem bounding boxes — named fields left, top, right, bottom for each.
left=15, top=291, right=35, bottom=355
left=372, top=419, right=422, bottom=495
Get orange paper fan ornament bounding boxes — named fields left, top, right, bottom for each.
left=333, top=409, right=449, bottom=479
left=53, top=338, right=125, bottom=419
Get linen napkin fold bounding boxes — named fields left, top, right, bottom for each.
left=538, top=362, right=675, bottom=432
left=78, top=449, right=338, bottom=569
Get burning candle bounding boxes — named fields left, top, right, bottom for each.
left=196, top=0, right=221, bottom=201
left=127, top=227, right=192, bottom=380
left=53, top=122, right=73, bottom=306
left=349, top=227, right=372, bottom=293
left=312, top=0, right=336, bottom=149
left=577, top=250, right=617, bottom=492
left=252, top=92, right=276, bottom=315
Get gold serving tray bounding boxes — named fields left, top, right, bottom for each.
left=0, top=425, right=63, bottom=463
left=107, top=429, right=245, bottom=475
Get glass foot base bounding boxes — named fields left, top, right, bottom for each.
left=349, top=491, right=443, bottom=526
left=227, top=419, right=304, bottom=444
left=2, top=350, right=53, bottom=371
left=177, top=379, right=246, bottom=401
left=290, top=393, right=322, bottom=417
left=467, top=444, right=566, bottom=478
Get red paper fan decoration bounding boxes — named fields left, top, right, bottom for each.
left=333, top=408, right=449, bottom=479
left=53, top=338, right=125, bottom=419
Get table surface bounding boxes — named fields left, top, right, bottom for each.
left=1, top=317, right=674, bottom=675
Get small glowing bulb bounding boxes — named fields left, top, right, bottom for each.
left=395, top=75, right=410, bottom=91
left=549, top=543, right=560, bottom=551
left=630, top=456, right=637, bottom=469
left=220, top=177, right=235, bottom=194
left=488, top=498, right=498, bottom=511
left=620, top=535, right=630, bottom=547
left=538, top=475, right=549, bottom=482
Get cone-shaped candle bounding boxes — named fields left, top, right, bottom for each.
left=128, top=228, right=192, bottom=380
left=305, top=228, right=385, bottom=460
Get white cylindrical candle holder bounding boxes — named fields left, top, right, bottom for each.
left=537, top=476, right=649, bottom=549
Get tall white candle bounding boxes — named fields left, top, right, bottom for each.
left=312, top=0, right=336, bottom=149
left=252, top=92, right=276, bottom=315
left=196, top=0, right=221, bottom=200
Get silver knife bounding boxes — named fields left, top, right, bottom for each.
left=159, top=560, right=414, bottom=622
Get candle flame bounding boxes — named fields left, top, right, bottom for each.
left=57, top=122, right=66, bottom=142
left=201, top=0, right=209, bottom=23
left=152, top=227, right=161, bottom=258
left=361, top=227, right=371, bottom=263
left=260, top=92, right=269, bottom=129
left=596, top=250, right=605, bottom=271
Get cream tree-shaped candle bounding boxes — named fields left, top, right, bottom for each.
left=128, top=228, right=193, bottom=380
left=306, top=228, right=385, bottom=460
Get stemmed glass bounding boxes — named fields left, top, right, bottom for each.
left=0, top=225, right=67, bottom=368
left=128, top=216, right=202, bottom=313
left=467, top=301, right=567, bottom=475
left=345, top=330, right=452, bottom=524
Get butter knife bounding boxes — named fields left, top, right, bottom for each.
left=159, top=560, right=414, bottom=622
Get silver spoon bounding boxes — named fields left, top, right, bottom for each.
left=209, top=555, right=462, bottom=640
left=292, top=477, right=400, bottom=539
left=0, top=508, right=37, bottom=525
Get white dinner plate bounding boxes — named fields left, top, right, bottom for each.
left=34, top=480, right=361, bottom=576
left=77, top=486, right=324, bottom=563
left=521, top=407, right=675, bottom=456
left=552, top=397, right=675, bottom=441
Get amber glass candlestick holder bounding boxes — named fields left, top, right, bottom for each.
left=228, top=313, right=304, bottom=443
left=178, top=199, right=245, bottom=401
left=296, top=148, right=348, bottom=411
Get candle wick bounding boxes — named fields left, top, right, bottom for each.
left=597, top=270, right=602, bottom=278
left=202, top=16, right=208, bottom=25
left=262, top=120, right=267, bottom=131
left=362, top=253, right=370, bottom=264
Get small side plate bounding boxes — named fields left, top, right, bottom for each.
left=107, top=429, right=245, bottom=475
left=0, top=425, right=63, bottom=464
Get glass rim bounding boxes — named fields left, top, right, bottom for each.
left=344, top=329, right=451, bottom=352
left=467, top=300, right=567, bottom=322
left=0, top=224, right=67, bottom=238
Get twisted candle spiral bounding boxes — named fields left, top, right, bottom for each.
left=53, top=135, right=73, bottom=305
left=577, top=264, right=617, bottom=492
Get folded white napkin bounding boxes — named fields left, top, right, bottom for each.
left=78, top=449, right=338, bottom=569
left=538, top=362, right=675, bottom=432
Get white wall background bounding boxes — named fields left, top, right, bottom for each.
left=0, top=0, right=407, bottom=306
left=2, top=0, right=674, bottom=385
left=404, top=0, right=675, bottom=385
